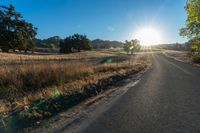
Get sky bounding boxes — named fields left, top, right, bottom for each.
left=1, top=0, right=188, bottom=43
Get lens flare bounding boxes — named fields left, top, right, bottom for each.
left=134, top=27, right=162, bottom=46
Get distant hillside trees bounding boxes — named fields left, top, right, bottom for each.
left=180, top=0, right=200, bottom=62
left=124, top=39, right=141, bottom=54
left=91, top=39, right=124, bottom=49
left=35, top=36, right=61, bottom=48
left=0, top=5, right=37, bottom=52
left=60, top=34, right=92, bottom=53
left=153, top=43, right=190, bottom=51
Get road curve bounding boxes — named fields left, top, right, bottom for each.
left=82, top=53, right=200, bottom=133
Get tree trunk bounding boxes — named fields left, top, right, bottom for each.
left=1, top=47, right=9, bottom=52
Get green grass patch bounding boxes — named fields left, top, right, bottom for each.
left=100, top=56, right=129, bottom=64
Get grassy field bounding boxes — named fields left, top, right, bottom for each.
left=164, top=50, right=200, bottom=65
left=0, top=50, right=152, bottom=131
left=164, top=50, right=195, bottom=64
left=0, top=50, right=122, bottom=65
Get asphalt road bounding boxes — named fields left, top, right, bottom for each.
left=82, top=53, right=200, bottom=133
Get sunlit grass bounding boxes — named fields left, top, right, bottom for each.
left=0, top=50, right=152, bottom=132
left=0, top=50, right=115, bottom=64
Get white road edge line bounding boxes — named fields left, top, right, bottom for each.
left=165, top=59, right=191, bottom=75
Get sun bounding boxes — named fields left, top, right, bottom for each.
left=134, top=27, right=162, bottom=46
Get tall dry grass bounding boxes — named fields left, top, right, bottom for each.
left=0, top=52, right=152, bottom=116
left=0, top=62, right=93, bottom=100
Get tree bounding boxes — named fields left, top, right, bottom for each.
left=60, top=34, right=92, bottom=53
left=59, top=37, right=72, bottom=53
left=180, top=0, right=200, bottom=62
left=0, top=5, right=37, bottom=52
left=187, top=37, right=200, bottom=54
left=124, top=39, right=141, bottom=54
left=180, top=0, right=200, bottom=38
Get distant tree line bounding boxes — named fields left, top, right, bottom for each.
left=36, top=36, right=124, bottom=53
left=35, top=36, right=61, bottom=49
left=123, top=39, right=141, bottom=54
left=153, top=43, right=190, bottom=51
left=0, top=5, right=37, bottom=52
left=35, top=37, right=124, bottom=50
left=91, top=39, right=124, bottom=49
left=60, top=38, right=124, bottom=52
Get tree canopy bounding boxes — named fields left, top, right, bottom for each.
left=180, top=0, right=200, bottom=38
left=0, top=5, right=37, bottom=52
left=124, top=39, right=141, bottom=54
left=60, top=34, right=91, bottom=53
left=180, top=0, right=200, bottom=62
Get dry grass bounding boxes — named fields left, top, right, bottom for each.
left=164, top=51, right=191, bottom=63
left=165, top=51, right=200, bottom=65
left=0, top=51, right=152, bottom=117
left=0, top=50, right=115, bottom=65
left=0, top=62, right=93, bottom=100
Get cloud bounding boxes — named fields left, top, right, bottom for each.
left=107, top=26, right=115, bottom=32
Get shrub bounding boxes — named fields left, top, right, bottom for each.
left=192, top=54, right=200, bottom=63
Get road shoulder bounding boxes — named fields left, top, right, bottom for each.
left=27, top=68, right=150, bottom=133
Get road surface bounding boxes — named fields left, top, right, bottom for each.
left=82, top=53, right=200, bottom=133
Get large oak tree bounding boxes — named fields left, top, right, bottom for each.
left=60, top=34, right=91, bottom=53
left=180, top=0, right=200, bottom=62
left=0, top=5, right=37, bottom=52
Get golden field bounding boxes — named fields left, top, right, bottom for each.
left=0, top=50, right=152, bottom=119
